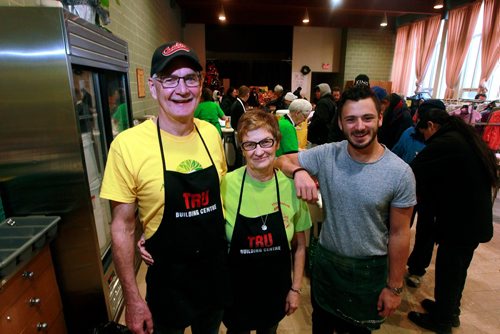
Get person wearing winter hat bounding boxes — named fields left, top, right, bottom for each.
left=308, top=83, right=337, bottom=145
left=395, top=99, right=445, bottom=292
left=408, top=106, right=497, bottom=333
left=371, top=86, right=390, bottom=114
left=355, top=74, right=370, bottom=87
left=102, top=41, right=230, bottom=334
left=412, top=98, right=446, bottom=123
left=372, top=86, right=387, bottom=101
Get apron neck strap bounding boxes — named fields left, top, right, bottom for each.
left=156, top=119, right=215, bottom=171
left=236, top=168, right=281, bottom=215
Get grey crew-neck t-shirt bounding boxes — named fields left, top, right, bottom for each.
left=299, top=141, right=416, bottom=257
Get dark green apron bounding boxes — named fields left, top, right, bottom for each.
left=312, top=243, right=387, bottom=330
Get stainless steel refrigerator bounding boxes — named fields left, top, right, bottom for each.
left=0, top=7, right=136, bottom=333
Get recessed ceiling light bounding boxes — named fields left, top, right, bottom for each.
left=218, top=4, right=226, bottom=21
left=434, top=0, right=444, bottom=9
left=380, top=12, right=388, bottom=27
left=303, top=8, right=310, bottom=24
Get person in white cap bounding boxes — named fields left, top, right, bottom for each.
left=283, top=92, right=298, bottom=109
left=101, top=41, right=229, bottom=334
left=276, top=99, right=312, bottom=157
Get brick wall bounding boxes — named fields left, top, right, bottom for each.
left=106, top=0, right=182, bottom=118
left=344, top=29, right=395, bottom=88
left=4, top=0, right=183, bottom=118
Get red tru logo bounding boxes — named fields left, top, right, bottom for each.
left=183, top=190, right=209, bottom=209
left=247, top=233, right=274, bottom=248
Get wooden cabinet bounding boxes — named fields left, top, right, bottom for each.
left=0, top=246, right=66, bottom=334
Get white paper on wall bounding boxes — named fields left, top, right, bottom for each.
left=292, top=72, right=311, bottom=100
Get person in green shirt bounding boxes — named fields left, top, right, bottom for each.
left=194, top=87, right=226, bottom=136
left=112, top=102, right=129, bottom=133
left=221, top=110, right=311, bottom=334
left=276, top=99, right=312, bottom=157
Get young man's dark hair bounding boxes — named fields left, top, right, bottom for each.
left=337, top=85, right=381, bottom=117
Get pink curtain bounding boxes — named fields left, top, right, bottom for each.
left=444, top=1, right=481, bottom=99
left=479, top=0, right=500, bottom=94
left=391, top=25, right=415, bottom=94
left=413, top=16, right=441, bottom=93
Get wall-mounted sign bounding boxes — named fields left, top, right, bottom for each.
left=136, top=68, right=146, bottom=98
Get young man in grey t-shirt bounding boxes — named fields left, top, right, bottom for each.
left=276, top=86, right=416, bottom=333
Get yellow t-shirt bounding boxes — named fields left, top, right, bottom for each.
left=101, top=118, right=227, bottom=238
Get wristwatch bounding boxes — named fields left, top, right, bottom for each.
left=386, top=284, right=404, bottom=296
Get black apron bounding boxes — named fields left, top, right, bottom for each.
left=223, top=169, right=292, bottom=331
left=145, top=121, right=230, bottom=329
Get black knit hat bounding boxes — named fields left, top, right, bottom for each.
left=150, top=41, right=202, bottom=76
left=355, top=74, right=370, bottom=86
left=418, top=99, right=446, bottom=114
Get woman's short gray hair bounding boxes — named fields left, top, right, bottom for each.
left=289, top=99, right=312, bottom=115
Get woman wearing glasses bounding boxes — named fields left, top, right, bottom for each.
left=221, top=110, right=311, bottom=334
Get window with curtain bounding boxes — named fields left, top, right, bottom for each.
left=458, top=3, right=484, bottom=98
left=405, top=20, right=445, bottom=97
left=453, top=2, right=499, bottom=99
left=401, top=1, right=500, bottom=100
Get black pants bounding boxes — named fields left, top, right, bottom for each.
left=311, top=294, right=371, bottom=334
left=226, top=323, right=279, bottom=334
left=153, top=308, right=224, bottom=334
left=407, top=203, right=435, bottom=276
left=433, top=241, right=478, bottom=321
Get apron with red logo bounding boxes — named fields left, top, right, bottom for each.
left=223, top=169, right=291, bottom=330
left=145, top=121, right=230, bottom=328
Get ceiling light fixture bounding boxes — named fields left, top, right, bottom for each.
left=331, top=0, right=342, bottom=7
left=218, top=4, right=226, bottom=21
left=380, top=12, right=388, bottom=27
left=434, top=0, right=444, bottom=9
left=303, top=8, right=310, bottom=24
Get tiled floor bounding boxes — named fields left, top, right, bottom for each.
left=122, top=221, right=500, bottom=334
